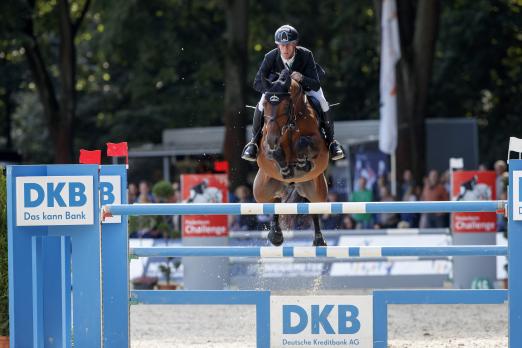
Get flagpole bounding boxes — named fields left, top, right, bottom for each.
left=391, top=151, right=397, bottom=197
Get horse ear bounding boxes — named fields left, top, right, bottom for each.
left=284, top=71, right=291, bottom=89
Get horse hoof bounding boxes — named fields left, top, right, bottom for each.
left=281, top=167, right=294, bottom=179
left=268, top=228, right=284, bottom=246
left=313, top=238, right=327, bottom=247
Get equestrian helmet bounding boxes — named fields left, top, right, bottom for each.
left=274, top=25, right=298, bottom=45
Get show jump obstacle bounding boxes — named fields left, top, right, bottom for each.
left=6, top=160, right=522, bottom=347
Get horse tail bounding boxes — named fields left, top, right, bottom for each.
left=279, top=184, right=312, bottom=231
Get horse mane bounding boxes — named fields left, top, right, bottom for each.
left=289, top=79, right=308, bottom=115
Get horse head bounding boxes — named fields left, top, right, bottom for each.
left=263, top=69, right=292, bottom=151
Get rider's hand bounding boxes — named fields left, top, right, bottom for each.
left=291, top=71, right=303, bottom=82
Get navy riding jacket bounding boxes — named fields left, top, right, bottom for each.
left=253, top=46, right=325, bottom=93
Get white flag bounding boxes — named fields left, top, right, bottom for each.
left=379, top=0, right=401, bottom=154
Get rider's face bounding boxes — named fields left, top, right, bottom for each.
left=278, top=43, right=296, bottom=60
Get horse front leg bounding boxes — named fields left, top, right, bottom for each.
left=294, top=135, right=316, bottom=173
left=271, top=147, right=294, bottom=179
left=312, top=214, right=327, bottom=246
left=268, top=213, right=284, bottom=246
left=253, top=172, right=286, bottom=246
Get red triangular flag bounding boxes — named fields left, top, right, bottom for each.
left=106, top=142, right=129, bottom=168
left=79, top=149, right=102, bottom=165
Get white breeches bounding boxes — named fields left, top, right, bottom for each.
left=257, top=87, right=329, bottom=112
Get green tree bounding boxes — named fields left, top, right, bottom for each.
left=96, top=0, right=226, bottom=144
left=429, top=0, right=522, bottom=165
left=1, top=0, right=92, bottom=163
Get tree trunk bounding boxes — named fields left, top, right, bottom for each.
left=395, top=0, right=440, bottom=185
left=22, top=0, right=90, bottom=164
left=57, top=0, right=76, bottom=163
left=3, top=92, right=13, bottom=150
left=223, top=0, right=248, bottom=191
left=23, top=34, right=62, bottom=158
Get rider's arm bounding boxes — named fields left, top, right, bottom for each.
left=300, top=51, right=321, bottom=91
left=253, top=50, right=276, bottom=93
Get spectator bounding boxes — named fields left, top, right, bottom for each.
left=440, top=170, right=451, bottom=197
left=478, top=163, right=488, bottom=171
left=321, top=192, right=343, bottom=229
left=399, top=169, right=415, bottom=201
left=137, top=180, right=155, bottom=203
left=374, top=186, right=399, bottom=228
left=350, top=176, right=373, bottom=229
left=169, top=181, right=182, bottom=234
left=495, top=161, right=508, bottom=232
left=374, top=175, right=388, bottom=201
left=169, top=182, right=181, bottom=203
left=420, top=170, right=449, bottom=228
left=399, top=185, right=421, bottom=228
left=230, top=185, right=258, bottom=231
left=128, top=182, right=138, bottom=203
left=494, top=160, right=507, bottom=200
left=341, top=215, right=356, bottom=229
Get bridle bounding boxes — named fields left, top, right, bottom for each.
left=264, top=82, right=304, bottom=137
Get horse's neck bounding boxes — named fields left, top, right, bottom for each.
left=290, top=84, right=308, bottom=114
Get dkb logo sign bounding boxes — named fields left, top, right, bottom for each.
left=16, top=176, right=94, bottom=226
left=100, top=175, right=122, bottom=224
left=271, top=296, right=373, bottom=348
left=514, top=170, right=522, bottom=221
left=282, top=304, right=360, bottom=335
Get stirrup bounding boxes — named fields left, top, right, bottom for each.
left=329, top=140, right=345, bottom=161
left=241, top=141, right=259, bottom=162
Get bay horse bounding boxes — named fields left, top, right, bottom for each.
left=253, top=69, right=329, bottom=246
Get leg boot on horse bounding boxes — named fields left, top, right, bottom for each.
left=241, top=106, right=264, bottom=162
left=268, top=214, right=284, bottom=246
left=312, top=214, right=327, bottom=246
left=319, top=111, right=345, bottom=161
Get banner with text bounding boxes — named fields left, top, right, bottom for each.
left=181, top=174, right=228, bottom=237
left=16, top=175, right=94, bottom=226
left=270, top=296, right=373, bottom=348
left=451, top=171, right=496, bottom=233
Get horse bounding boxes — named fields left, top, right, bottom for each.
left=252, top=69, right=330, bottom=246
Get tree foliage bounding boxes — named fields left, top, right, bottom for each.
left=430, top=0, right=522, bottom=164
left=0, top=0, right=520, bottom=169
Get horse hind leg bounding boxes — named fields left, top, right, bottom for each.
left=268, top=214, right=284, bottom=246
left=312, top=214, right=327, bottom=246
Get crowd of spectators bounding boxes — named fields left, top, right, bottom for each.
left=127, top=160, right=509, bottom=237
left=128, top=180, right=181, bottom=238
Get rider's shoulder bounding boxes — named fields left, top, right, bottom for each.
left=296, top=46, right=313, bottom=55
left=264, top=48, right=279, bottom=59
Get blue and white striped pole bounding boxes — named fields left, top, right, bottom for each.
left=105, top=200, right=506, bottom=216
left=130, top=246, right=507, bottom=258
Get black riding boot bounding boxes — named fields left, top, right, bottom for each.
left=241, top=107, right=264, bottom=162
left=320, top=111, right=345, bottom=161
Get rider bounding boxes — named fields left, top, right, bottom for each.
left=241, top=24, right=345, bottom=162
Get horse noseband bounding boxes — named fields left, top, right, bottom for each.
left=265, top=92, right=290, bottom=106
